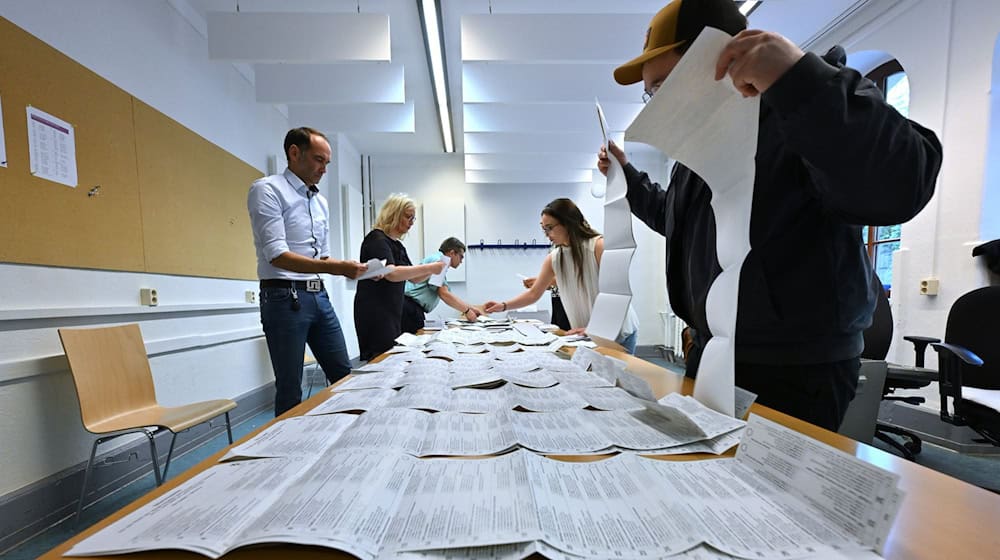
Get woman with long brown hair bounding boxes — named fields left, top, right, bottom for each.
left=484, top=198, right=638, bottom=353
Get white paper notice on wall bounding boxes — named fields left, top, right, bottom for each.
left=26, top=106, right=78, bottom=187
left=0, top=95, right=7, bottom=168
left=625, top=27, right=760, bottom=417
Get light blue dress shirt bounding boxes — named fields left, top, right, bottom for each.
left=247, top=168, right=330, bottom=280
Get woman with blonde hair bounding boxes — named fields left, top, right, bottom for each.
left=354, top=194, right=446, bottom=360
left=484, top=198, right=638, bottom=353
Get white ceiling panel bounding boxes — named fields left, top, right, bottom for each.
left=463, top=64, right=641, bottom=103
left=466, top=169, right=594, bottom=184
left=207, top=12, right=391, bottom=62
left=464, top=102, right=643, bottom=133
left=465, top=153, right=596, bottom=171
left=748, top=0, right=864, bottom=47
left=177, top=0, right=878, bottom=182
left=465, top=132, right=596, bottom=154
left=289, top=102, right=415, bottom=133
left=462, top=14, right=650, bottom=63
left=255, top=63, right=405, bottom=104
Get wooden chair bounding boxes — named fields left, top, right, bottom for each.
left=58, top=324, right=237, bottom=521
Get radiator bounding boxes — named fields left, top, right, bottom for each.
left=659, top=311, right=687, bottom=358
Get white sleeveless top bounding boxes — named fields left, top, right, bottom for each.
left=550, top=236, right=638, bottom=337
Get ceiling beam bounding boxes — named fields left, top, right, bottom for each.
left=289, top=102, right=415, bottom=133
left=255, top=63, right=405, bottom=104
left=207, top=12, right=390, bottom=62
left=462, top=14, right=649, bottom=63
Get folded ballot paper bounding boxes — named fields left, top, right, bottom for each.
left=357, top=258, right=394, bottom=281
left=66, top=415, right=902, bottom=560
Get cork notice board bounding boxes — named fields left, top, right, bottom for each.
left=0, top=17, right=261, bottom=280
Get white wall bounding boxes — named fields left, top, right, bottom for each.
left=368, top=152, right=668, bottom=346
left=321, top=133, right=364, bottom=359
left=0, top=0, right=286, bottom=496
left=981, top=35, right=1000, bottom=242
left=815, top=0, right=1000, bottom=409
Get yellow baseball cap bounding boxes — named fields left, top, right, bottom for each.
left=614, top=0, right=748, bottom=86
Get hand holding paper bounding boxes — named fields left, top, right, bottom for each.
left=428, top=254, right=450, bottom=287
left=357, top=258, right=394, bottom=281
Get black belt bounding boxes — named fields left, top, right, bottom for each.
left=260, top=279, right=324, bottom=292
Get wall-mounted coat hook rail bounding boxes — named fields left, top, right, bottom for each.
left=472, top=238, right=551, bottom=250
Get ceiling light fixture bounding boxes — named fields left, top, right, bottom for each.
left=738, top=0, right=761, bottom=16
left=417, top=0, right=454, bottom=153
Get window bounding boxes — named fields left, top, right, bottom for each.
left=863, top=60, right=909, bottom=293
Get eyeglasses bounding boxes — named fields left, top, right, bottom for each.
left=642, top=82, right=663, bottom=104
left=541, top=223, right=559, bottom=233
left=404, top=214, right=416, bottom=222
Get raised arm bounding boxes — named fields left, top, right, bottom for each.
left=599, top=141, right=673, bottom=237
left=761, top=46, right=941, bottom=225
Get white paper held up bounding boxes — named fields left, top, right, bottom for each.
left=625, top=27, right=759, bottom=417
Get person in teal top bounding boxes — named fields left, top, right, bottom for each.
left=402, top=237, right=482, bottom=333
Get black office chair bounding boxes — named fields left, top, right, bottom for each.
left=861, top=277, right=939, bottom=460
left=931, top=286, right=1000, bottom=446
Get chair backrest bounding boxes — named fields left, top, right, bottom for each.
left=58, top=324, right=159, bottom=431
left=862, top=279, right=893, bottom=360
left=946, top=286, right=1000, bottom=389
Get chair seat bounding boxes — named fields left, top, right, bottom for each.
left=87, top=399, right=236, bottom=435
left=962, top=387, right=1000, bottom=412
left=885, top=364, right=937, bottom=387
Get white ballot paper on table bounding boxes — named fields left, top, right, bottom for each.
left=220, top=414, right=357, bottom=461
left=625, top=27, right=759, bottom=417
left=69, top=415, right=902, bottom=559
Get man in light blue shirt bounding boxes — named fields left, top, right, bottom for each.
left=401, top=238, right=481, bottom=332
left=247, top=127, right=366, bottom=416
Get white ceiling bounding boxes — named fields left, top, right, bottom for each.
left=181, top=0, right=866, bottom=184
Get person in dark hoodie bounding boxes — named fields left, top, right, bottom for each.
left=598, top=0, right=942, bottom=430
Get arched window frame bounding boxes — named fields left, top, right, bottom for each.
left=863, top=59, right=907, bottom=293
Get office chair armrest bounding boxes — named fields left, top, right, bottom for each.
left=932, top=342, right=983, bottom=424
left=931, top=342, right=984, bottom=367
left=904, top=335, right=941, bottom=368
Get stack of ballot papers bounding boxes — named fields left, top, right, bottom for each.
left=66, top=415, right=902, bottom=560
left=306, top=384, right=644, bottom=414
left=434, top=326, right=556, bottom=346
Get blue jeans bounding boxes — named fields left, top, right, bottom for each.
left=260, top=287, right=351, bottom=416
left=616, top=330, right=638, bottom=355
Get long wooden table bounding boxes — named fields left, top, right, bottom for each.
left=42, top=346, right=1000, bottom=559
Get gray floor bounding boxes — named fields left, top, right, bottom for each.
left=6, top=361, right=999, bottom=558
left=3, top=409, right=276, bottom=559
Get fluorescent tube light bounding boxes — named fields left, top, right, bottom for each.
left=418, top=0, right=454, bottom=153
left=739, top=0, right=760, bottom=16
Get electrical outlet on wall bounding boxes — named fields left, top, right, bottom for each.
left=140, top=288, right=158, bottom=306
left=919, top=277, right=939, bottom=296
left=245, top=290, right=257, bottom=304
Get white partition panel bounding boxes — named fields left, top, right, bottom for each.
left=423, top=199, right=467, bottom=282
